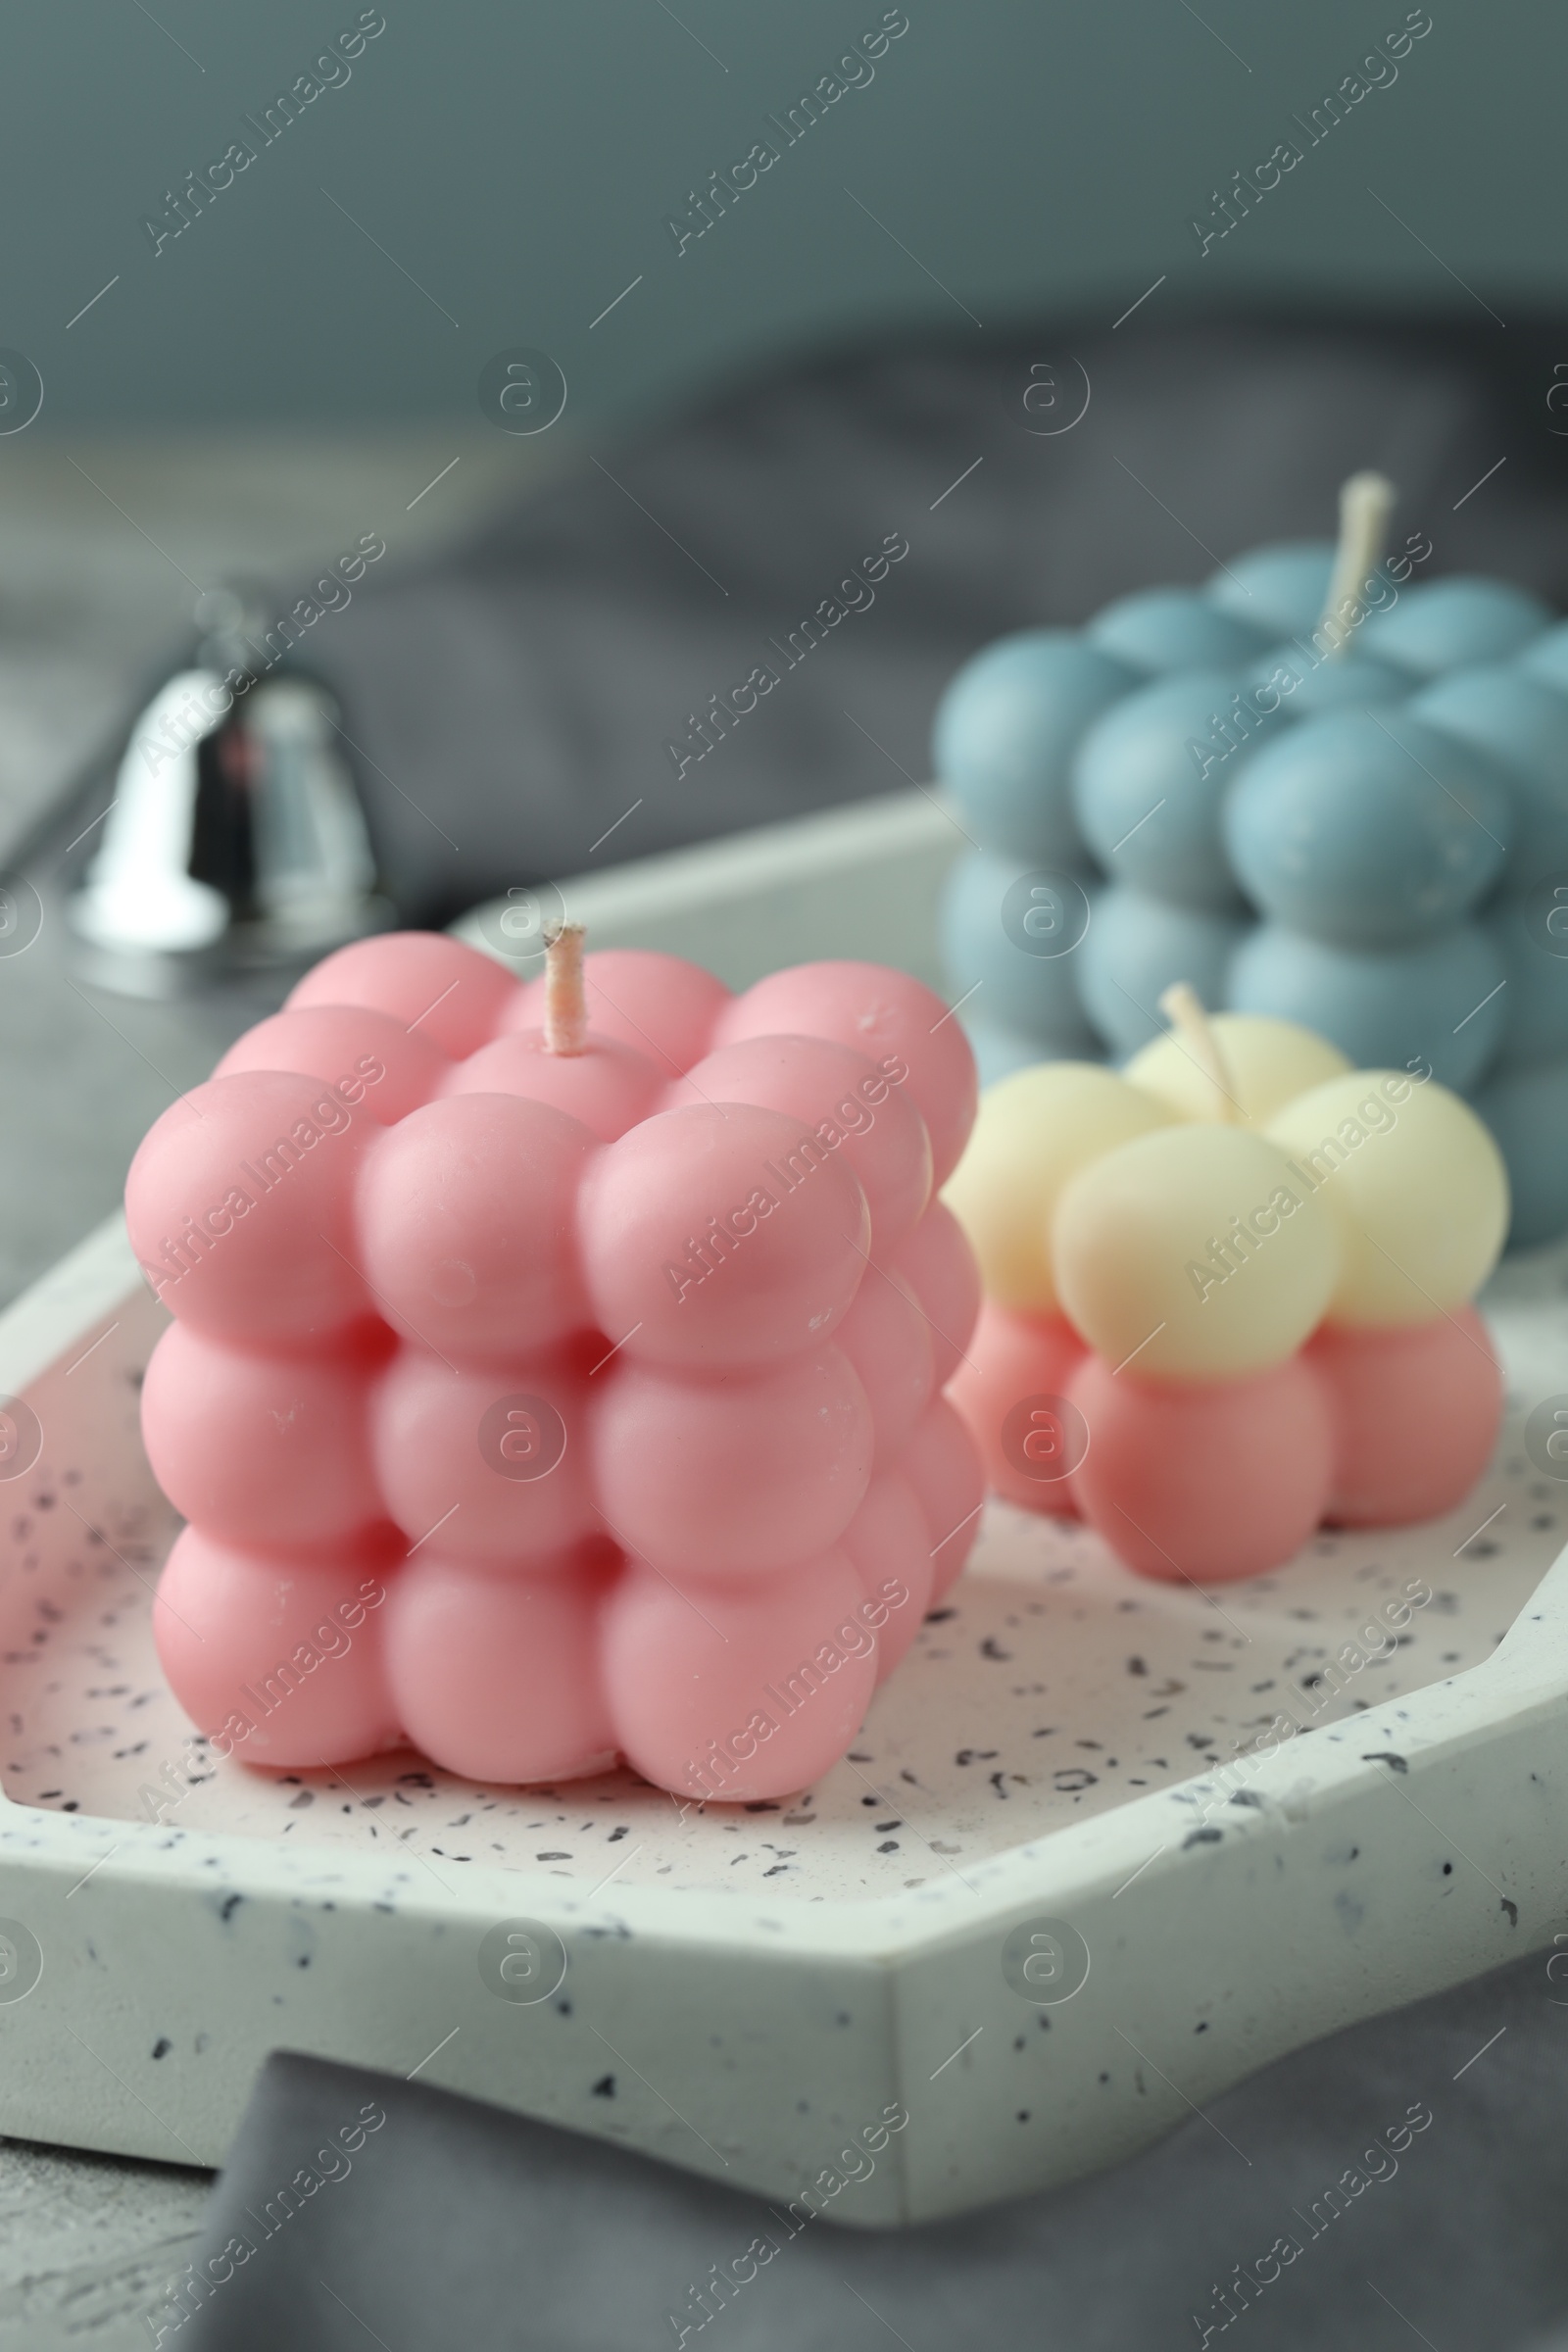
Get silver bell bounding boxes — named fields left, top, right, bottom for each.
left=68, top=586, right=393, bottom=998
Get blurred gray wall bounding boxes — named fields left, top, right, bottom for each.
left=3, top=0, right=1563, bottom=432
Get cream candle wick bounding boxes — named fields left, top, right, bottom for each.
left=1157, top=982, right=1239, bottom=1123
left=1318, top=469, right=1396, bottom=659
left=543, top=922, right=589, bottom=1055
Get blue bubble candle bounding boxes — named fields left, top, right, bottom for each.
left=934, top=469, right=1568, bottom=1241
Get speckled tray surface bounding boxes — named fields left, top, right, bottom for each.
left=4, top=1208, right=1568, bottom=2223
left=9, top=1251, right=1563, bottom=1903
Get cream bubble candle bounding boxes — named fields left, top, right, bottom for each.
left=945, top=988, right=1507, bottom=1583
left=127, top=928, right=982, bottom=1801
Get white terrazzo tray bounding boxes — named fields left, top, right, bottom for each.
left=3, top=791, right=1568, bottom=2226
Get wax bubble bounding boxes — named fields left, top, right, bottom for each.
left=370, top=1345, right=596, bottom=1560
left=289, top=931, right=520, bottom=1057
left=507, top=948, right=731, bottom=1076
left=887, top=1200, right=982, bottom=1387
left=1066, top=1351, right=1334, bottom=1584
left=944, top=1063, right=1171, bottom=1318
left=358, top=1094, right=597, bottom=1358
left=445, top=1030, right=662, bottom=1143
left=1267, top=1071, right=1507, bottom=1326
left=948, top=1301, right=1087, bottom=1517
left=839, top=1474, right=934, bottom=1681
left=1124, top=1013, right=1350, bottom=1127
left=602, top=1551, right=880, bottom=1803
left=1310, top=1310, right=1501, bottom=1525
left=384, top=1546, right=617, bottom=1784
left=715, top=960, right=976, bottom=1187
left=216, top=1004, right=449, bottom=1125
left=143, top=1321, right=384, bottom=1550
left=834, top=1267, right=936, bottom=1468
left=126, top=1072, right=373, bottom=1343
left=671, top=1034, right=933, bottom=1251
left=578, top=1102, right=869, bottom=1370
left=1053, top=1123, right=1340, bottom=1382
left=591, top=1348, right=874, bottom=1576
left=153, top=1527, right=399, bottom=1766
left=901, top=1396, right=985, bottom=1598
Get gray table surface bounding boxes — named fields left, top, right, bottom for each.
left=0, top=430, right=537, bottom=2344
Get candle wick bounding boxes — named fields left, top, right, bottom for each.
left=1158, top=981, right=1238, bottom=1123
left=1317, top=469, right=1396, bottom=660
left=543, top=921, right=589, bottom=1056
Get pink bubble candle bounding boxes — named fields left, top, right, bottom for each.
left=945, top=987, right=1508, bottom=1584
left=128, top=927, right=983, bottom=1801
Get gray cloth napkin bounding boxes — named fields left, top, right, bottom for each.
left=161, top=1940, right=1568, bottom=2351
left=308, top=308, right=1568, bottom=925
